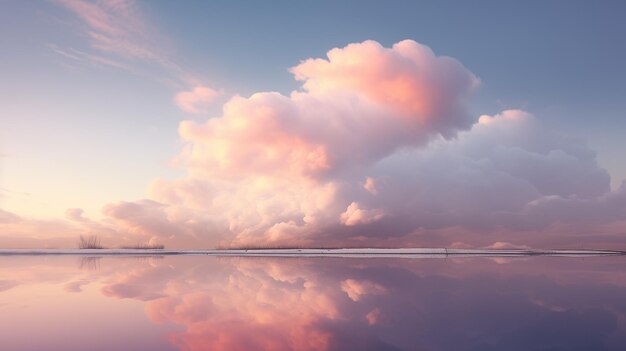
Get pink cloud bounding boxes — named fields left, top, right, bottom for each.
left=363, top=177, right=378, bottom=195
left=366, top=308, right=383, bottom=326
left=9, top=38, right=625, bottom=249
left=291, top=39, right=480, bottom=136
left=0, top=209, right=88, bottom=248
left=55, top=0, right=153, bottom=60
left=340, top=279, right=387, bottom=301
left=100, top=259, right=343, bottom=351
left=175, top=85, right=220, bottom=114
left=94, top=41, right=626, bottom=249
left=65, top=208, right=86, bottom=222
left=340, top=202, right=385, bottom=226
left=178, top=40, right=478, bottom=180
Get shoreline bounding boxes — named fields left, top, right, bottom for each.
left=0, top=248, right=624, bottom=258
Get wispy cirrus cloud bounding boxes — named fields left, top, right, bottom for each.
left=52, top=0, right=214, bottom=112
left=48, top=43, right=135, bottom=72
left=54, top=0, right=159, bottom=66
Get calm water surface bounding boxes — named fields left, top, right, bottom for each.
left=1, top=255, right=626, bottom=350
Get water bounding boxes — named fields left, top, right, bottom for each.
left=1, top=255, right=625, bottom=350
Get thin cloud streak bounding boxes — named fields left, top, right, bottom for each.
left=52, top=0, right=211, bottom=110
left=48, top=44, right=136, bottom=72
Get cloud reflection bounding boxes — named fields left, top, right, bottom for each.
left=3, top=256, right=626, bottom=350
left=96, top=257, right=626, bottom=350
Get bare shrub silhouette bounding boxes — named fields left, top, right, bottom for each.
left=78, top=235, right=104, bottom=249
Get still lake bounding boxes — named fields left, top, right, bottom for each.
left=1, top=255, right=625, bottom=350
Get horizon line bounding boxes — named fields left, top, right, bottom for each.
left=1, top=248, right=625, bottom=258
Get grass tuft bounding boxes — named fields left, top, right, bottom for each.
left=78, top=235, right=104, bottom=249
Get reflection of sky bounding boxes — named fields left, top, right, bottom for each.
left=2, top=256, right=626, bottom=350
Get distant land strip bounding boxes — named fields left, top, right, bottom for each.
left=0, top=248, right=625, bottom=258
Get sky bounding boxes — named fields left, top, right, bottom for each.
left=1, top=0, right=626, bottom=249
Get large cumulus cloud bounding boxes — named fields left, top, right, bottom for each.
left=177, top=39, right=479, bottom=179
left=78, top=40, right=626, bottom=248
